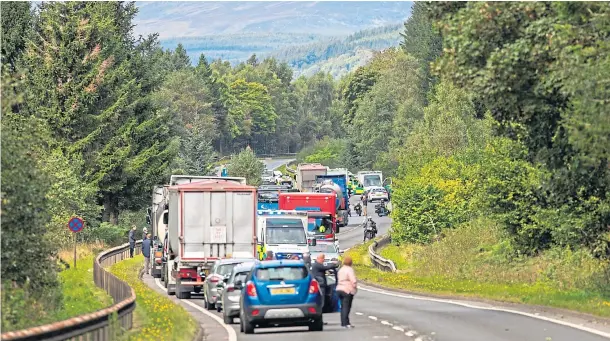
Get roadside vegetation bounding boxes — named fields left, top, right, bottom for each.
left=347, top=237, right=610, bottom=317
left=108, top=256, right=198, bottom=341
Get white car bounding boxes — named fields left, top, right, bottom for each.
left=367, top=187, right=389, bottom=202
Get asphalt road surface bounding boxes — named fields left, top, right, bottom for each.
left=144, top=197, right=610, bottom=341
left=261, top=158, right=295, bottom=171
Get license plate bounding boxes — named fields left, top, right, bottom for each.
left=270, top=287, right=296, bottom=295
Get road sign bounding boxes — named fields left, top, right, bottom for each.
left=68, top=216, right=84, bottom=233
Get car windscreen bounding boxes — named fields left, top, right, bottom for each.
left=255, top=266, right=307, bottom=281
left=308, top=244, right=337, bottom=253
left=265, top=219, right=307, bottom=244
left=363, top=175, right=382, bottom=187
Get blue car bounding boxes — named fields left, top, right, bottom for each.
left=239, top=260, right=324, bottom=333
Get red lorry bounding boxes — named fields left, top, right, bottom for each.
left=278, top=192, right=337, bottom=241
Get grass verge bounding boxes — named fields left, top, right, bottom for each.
left=346, top=221, right=610, bottom=318
left=51, top=244, right=113, bottom=322
left=108, top=255, right=198, bottom=341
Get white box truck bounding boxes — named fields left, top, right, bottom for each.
left=160, top=175, right=257, bottom=299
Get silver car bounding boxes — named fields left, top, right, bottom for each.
left=219, top=262, right=254, bottom=324
left=308, top=241, right=342, bottom=266
left=203, top=258, right=254, bottom=310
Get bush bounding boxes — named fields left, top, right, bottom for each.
left=227, top=146, right=264, bottom=186
left=297, top=137, right=347, bottom=169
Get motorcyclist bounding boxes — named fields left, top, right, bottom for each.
left=363, top=217, right=377, bottom=241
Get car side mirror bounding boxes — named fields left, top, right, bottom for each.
left=308, top=238, right=316, bottom=247
left=145, top=215, right=151, bottom=225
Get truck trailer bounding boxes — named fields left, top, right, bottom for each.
left=296, top=163, right=328, bottom=192
left=159, top=175, right=256, bottom=299
left=278, top=192, right=337, bottom=241
left=146, top=185, right=167, bottom=278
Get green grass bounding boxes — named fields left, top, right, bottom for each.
left=347, top=220, right=610, bottom=318
left=54, top=255, right=114, bottom=321
left=108, top=255, right=198, bottom=341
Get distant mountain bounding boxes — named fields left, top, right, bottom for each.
left=134, top=1, right=411, bottom=77
left=134, top=1, right=412, bottom=38
left=271, top=24, right=404, bottom=78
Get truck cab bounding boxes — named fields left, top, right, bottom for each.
left=256, top=210, right=310, bottom=261
left=278, top=193, right=337, bottom=242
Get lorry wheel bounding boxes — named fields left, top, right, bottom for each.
left=224, top=314, right=233, bottom=324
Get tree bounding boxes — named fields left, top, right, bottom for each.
left=227, top=147, right=264, bottom=186
left=1, top=74, right=62, bottom=330
left=170, top=43, right=191, bottom=70
left=19, top=2, right=177, bottom=223
left=1, top=1, right=32, bottom=70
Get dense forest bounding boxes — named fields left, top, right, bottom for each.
left=301, top=1, right=610, bottom=293
left=2, top=0, right=610, bottom=331
left=0, top=1, right=343, bottom=329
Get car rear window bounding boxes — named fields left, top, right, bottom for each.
left=232, top=271, right=250, bottom=284
left=217, top=264, right=237, bottom=276
left=255, top=266, right=307, bottom=281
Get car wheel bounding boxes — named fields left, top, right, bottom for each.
left=309, top=318, right=323, bottom=331
left=242, top=314, right=255, bottom=334
left=239, top=313, right=244, bottom=332
left=223, top=314, right=233, bottom=324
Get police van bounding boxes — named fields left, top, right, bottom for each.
left=256, top=210, right=314, bottom=261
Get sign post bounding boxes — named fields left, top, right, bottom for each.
left=67, top=216, right=84, bottom=269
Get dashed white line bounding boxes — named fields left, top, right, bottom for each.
left=392, top=326, right=405, bottom=332
left=380, top=320, right=392, bottom=326
left=355, top=312, right=364, bottom=315
left=406, top=330, right=417, bottom=337
left=414, top=337, right=424, bottom=341
left=369, top=315, right=378, bottom=320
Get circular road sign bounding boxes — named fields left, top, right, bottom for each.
left=68, top=216, right=84, bottom=233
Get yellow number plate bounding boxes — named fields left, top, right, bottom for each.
left=270, top=287, right=296, bottom=295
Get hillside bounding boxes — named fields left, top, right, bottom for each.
left=271, top=24, right=404, bottom=78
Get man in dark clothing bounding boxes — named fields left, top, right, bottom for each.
left=142, top=234, right=152, bottom=275
left=142, top=227, right=148, bottom=241
left=128, top=226, right=137, bottom=258
left=310, top=253, right=338, bottom=324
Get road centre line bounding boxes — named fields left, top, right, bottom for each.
left=154, top=278, right=237, bottom=341
left=358, top=285, right=610, bottom=339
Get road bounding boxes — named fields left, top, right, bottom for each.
left=261, top=158, right=295, bottom=171
left=144, top=197, right=610, bottom=341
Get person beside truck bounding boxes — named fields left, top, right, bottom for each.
left=128, top=225, right=136, bottom=258
left=142, top=233, right=152, bottom=275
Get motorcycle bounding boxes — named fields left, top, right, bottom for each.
left=375, top=203, right=390, bottom=217
left=364, top=224, right=376, bottom=241
left=354, top=203, right=362, bottom=216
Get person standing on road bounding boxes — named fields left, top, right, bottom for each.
left=128, top=225, right=137, bottom=258
left=361, top=194, right=368, bottom=216
left=142, top=233, right=152, bottom=275
left=336, top=255, right=357, bottom=329
left=142, top=227, right=148, bottom=241
left=311, top=253, right=338, bottom=325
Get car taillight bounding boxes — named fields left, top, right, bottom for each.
left=246, top=281, right=257, bottom=297
left=325, top=233, right=334, bottom=239
left=309, top=279, right=320, bottom=294
left=226, top=286, right=235, bottom=293
left=208, top=275, right=219, bottom=283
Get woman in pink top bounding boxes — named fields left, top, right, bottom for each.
left=336, top=256, right=357, bottom=328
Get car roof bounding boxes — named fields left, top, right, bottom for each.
left=216, top=258, right=256, bottom=265
left=233, top=262, right=256, bottom=273
left=255, top=260, right=306, bottom=268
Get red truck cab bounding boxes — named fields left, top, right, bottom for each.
left=278, top=192, right=337, bottom=241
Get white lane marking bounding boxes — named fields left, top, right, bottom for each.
left=359, top=285, right=610, bottom=339
left=369, top=315, right=378, bottom=320
left=405, top=331, right=417, bottom=337
left=392, top=326, right=405, bottom=332
left=356, top=312, right=364, bottom=315
left=414, top=337, right=424, bottom=341
left=380, top=320, right=392, bottom=326
left=154, top=278, right=237, bottom=341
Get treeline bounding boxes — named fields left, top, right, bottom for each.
left=305, top=2, right=610, bottom=265
left=0, top=1, right=342, bottom=330
left=272, top=24, right=403, bottom=72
